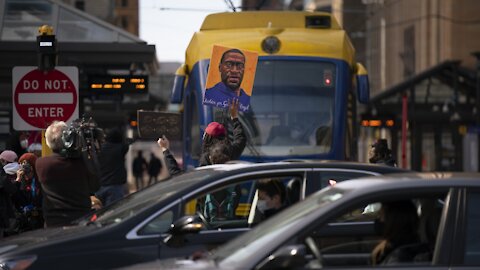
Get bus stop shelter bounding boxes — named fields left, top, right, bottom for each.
left=361, top=60, right=478, bottom=171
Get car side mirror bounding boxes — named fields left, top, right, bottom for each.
left=256, top=244, right=307, bottom=270
left=169, top=215, right=204, bottom=235
left=164, top=216, right=205, bottom=248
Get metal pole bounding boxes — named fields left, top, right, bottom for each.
left=473, top=52, right=480, bottom=172
left=401, top=93, right=408, bottom=169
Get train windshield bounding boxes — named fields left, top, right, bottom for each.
left=213, top=59, right=336, bottom=158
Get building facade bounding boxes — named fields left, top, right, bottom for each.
left=60, top=0, right=139, bottom=35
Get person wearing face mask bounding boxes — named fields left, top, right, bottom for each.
left=256, top=178, right=287, bottom=219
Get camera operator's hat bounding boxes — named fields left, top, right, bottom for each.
left=205, top=122, right=226, bottom=138
left=0, top=150, right=17, bottom=163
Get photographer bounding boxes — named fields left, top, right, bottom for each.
left=13, top=153, right=43, bottom=232
left=36, top=121, right=100, bottom=228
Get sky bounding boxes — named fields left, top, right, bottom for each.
left=139, top=0, right=241, bottom=64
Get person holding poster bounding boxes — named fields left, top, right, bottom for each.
left=203, top=46, right=258, bottom=112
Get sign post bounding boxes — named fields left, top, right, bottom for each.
left=12, top=66, right=79, bottom=130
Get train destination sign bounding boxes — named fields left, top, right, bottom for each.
left=89, top=75, right=148, bottom=93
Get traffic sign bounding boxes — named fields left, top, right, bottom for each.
left=12, top=66, right=79, bottom=130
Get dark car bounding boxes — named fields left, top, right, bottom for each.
left=149, top=172, right=480, bottom=270
left=0, top=161, right=407, bottom=269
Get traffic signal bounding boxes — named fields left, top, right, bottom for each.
left=37, top=25, right=57, bottom=71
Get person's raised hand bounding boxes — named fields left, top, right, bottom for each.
left=229, top=98, right=239, bottom=120
left=157, top=135, right=170, bottom=152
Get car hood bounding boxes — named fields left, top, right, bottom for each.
left=0, top=225, right=96, bottom=254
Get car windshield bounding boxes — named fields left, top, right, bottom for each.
left=211, top=59, right=335, bottom=157
left=77, top=169, right=216, bottom=226
left=211, top=186, right=347, bottom=264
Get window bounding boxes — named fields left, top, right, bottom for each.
left=464, top=192, right=480, bottom=265
left=121, top=16, right=128, bottom=29
left=138, top=211, right=174, bottom=235
left=240, top=60, right=335, bottom=157
left=184, top=175, right=302, bottom=230
left=319, top=170, right=373, bottom=188
left=265, top=195, right=446, bottom=268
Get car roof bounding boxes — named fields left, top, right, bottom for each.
left=193, top=160, right=408, bottom=173
left=333, top=172, right=480, bottom=191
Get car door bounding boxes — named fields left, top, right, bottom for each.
left=451, top=188, right=480, bottom=269
left=157, top=169, right=308, bottom=259
left=255, top=187, right=453, bottom=269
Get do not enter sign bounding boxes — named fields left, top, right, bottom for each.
left=12, top=66, right=79, bottom=130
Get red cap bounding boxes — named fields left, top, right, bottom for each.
left=205, top=122, right=226, bottom=137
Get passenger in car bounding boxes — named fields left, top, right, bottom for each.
left=371, top=200, right=421, bottom=265
left=256, top=178, right=287, bottom=219
left=203, top=141, right=241, bottom=222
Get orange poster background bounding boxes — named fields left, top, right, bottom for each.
left=205, top=45, right=258, bottom=96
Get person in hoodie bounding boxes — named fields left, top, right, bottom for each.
left=199, top=99, right=246, bottom=167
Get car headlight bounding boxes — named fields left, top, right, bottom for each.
left=0, top=255, right=37, bottom=270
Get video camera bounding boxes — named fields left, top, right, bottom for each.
left=61, top=117, right=105, bottom=174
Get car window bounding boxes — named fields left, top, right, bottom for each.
left=319, top=171, right=374, bottom=188
left=184, top=175, right=302, bottom=230
left=464, top=192, right=480, bottom=265
left=262, top=194, right=446, bottom=269
left=78, top=170, right=214, bottom=226
left=138, top=211, right=174, bottom=235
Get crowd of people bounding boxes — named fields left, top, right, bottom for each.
left=0, top=121, right=168, bottom=237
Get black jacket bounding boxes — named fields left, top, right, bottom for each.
left=0, top=169, right=17, bottom=228
left=163, top=149, right=182, bottom=176
left=199, top=118, right=246, bottom=166
left=36, top=153, right=100, bottom=227
left=98, top=142, right=130, bottom=186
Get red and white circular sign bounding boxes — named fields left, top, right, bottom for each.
left=12, top=67, right=79, bottom=130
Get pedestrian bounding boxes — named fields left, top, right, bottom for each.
left=36, top=121, right=100, bottom=228
left=13, top=153, right=44, bottom=232
left=147, top=152, right=162, bottom=186
left=0, top=150, right=18, bottom=238
left=199, top=99, right=246, bottom=166
left=132, top=151, right=147, bottom=191
left=369, top=139, right=397, bottom=167
left=96, top=127, right=131, bottom=207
